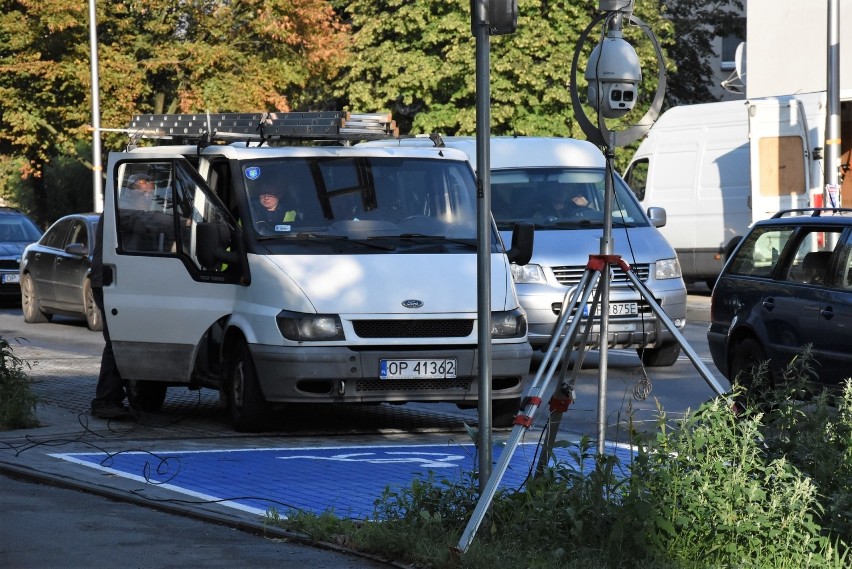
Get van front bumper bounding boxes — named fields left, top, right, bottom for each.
left=249, top=343, right=532, bottom=404
left=520, top=283, right=687, bottom=350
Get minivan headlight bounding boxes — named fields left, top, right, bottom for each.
left=655, top=257, right=682, bottom=280
left=491, top=308, right=527, bottom=339
left=277, top=311, right=344, bottom=341
left=511, top=263, right=546, bottom=284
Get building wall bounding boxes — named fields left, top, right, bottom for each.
left=746, top=0, right=852, bottom=99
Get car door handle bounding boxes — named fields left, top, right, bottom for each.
left=820, top=306, right=834, bottom=320
left=761, top=298, right=775, bottom=311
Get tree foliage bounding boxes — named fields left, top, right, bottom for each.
left=0, top=0, right=736, bottom=224
left=336, top=0, right=674, bottom=139
left=0, top=0, right=348, bottom=225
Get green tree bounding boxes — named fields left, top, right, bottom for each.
left=0, top=0, right=348, bottom=226
left=336, top=0, right=674, bottom=139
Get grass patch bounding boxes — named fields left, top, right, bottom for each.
left=267, top=348, right=852, bottom=568
left=0, top=336, right=39, bottom=430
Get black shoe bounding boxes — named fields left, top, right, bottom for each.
left=91, top=402, right=134, bottom=420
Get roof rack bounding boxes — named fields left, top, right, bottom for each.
left=126, top=111, right=398, bottom=144
left=770, top=207, right=852, bottom=218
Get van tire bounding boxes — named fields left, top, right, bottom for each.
left=21, top=273, right=50, bottom=324
left=492, top=398, right=522, bottom=428
left=227, top=340, right=270, bottom=432
left=637, top=343, right=681, bottom=367
left=129, top=380, right=167, bottom=412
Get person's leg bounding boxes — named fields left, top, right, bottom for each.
left=90, top=287, right=130, bottom=418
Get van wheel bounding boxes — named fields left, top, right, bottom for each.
left=492, top=398, right=522, bottom=428
left=128, top=380, right=167, bottom=412
left=227, top=340, right=270, bottom=432
left=83, top=279, right=103, bottom=331
left=637, top=343, right=681, bottom=367
left=21, top=273, right=50, bottom=323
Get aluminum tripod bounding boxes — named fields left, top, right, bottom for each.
left=455, top=253, right=730, bottom=554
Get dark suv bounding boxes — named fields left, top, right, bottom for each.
left=0, top=208, right=43, bottom=297
left=708, top=208, right=852, bottom=391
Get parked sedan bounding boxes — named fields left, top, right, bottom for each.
left=0, top=207, right=43, bottom=298
left=20, top=213, right=102, bottom=331
left=708, top=208, right=852, bottom=392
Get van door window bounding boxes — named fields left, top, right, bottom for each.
left=115, top=160, right=237, bottom=278
left=624, top=159, right=649, bottom=201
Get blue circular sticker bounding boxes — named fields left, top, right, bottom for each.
left=245, top=167, right=261, bottom=180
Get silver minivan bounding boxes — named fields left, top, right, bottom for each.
left=370, top=136, right=688, bottom=366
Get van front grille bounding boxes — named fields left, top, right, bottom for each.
left=352, top=319, right=474, bottom=338
left=552, top=264, right=650, bottom=287
left=356, top=378, right=473, bottom=392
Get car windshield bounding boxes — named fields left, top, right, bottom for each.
left=241, top=156, right=486, bottom=247
left=489, top=167, right=649, bottom=230
left=0, top=215, right=42, bottom=242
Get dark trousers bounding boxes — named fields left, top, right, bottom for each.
left=90, top=287, right=127, bottom=408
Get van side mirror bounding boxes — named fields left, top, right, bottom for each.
left=647, top=206, right=666, bottom=228
left=506, top=222, right=534, bottom=266
left=196, top=222, right=239, bottom=269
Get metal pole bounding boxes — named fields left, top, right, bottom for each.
left=88, top=0, right=103, bottom=213
left=825, top=0, right=841, bottom=207
left=595, top=141, right=616, bottom=456
left=474, top=0, right=493, bottom=487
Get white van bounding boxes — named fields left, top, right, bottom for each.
left=367, top=136, right=687, bottom=366
left=100, top=113, right=533, bottom=431
left=624, top=94, right=826, bottom=286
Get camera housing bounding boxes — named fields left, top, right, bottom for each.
left=585, top=36, right=642, bottom=119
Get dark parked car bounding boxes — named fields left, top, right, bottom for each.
left=708, top=208, right=852, bottom=392
left=19, top=213, right=102, bottom=331
left=0, top=207, right=43, bottom=298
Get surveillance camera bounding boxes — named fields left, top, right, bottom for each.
left=585, top=36, right=642, bottom=119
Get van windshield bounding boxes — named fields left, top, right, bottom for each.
left=490, top=167, right=649, bottom=230
left=242, top=156, right=491, bottom=249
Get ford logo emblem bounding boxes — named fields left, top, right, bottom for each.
left=402, top=299, right=424, bottom=309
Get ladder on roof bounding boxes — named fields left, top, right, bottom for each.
left=126, top=111, right=398, bottom=144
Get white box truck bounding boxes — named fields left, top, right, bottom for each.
left=100, top=112, right=534, bottom=431
left=623, top=91, right=840, bottom=287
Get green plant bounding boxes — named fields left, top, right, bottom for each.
left=0, top=337, right=39, bottom=429
left=265, top=346, right=851, bottom=569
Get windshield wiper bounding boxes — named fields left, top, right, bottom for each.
left=398, top=234, right=477, bottom=248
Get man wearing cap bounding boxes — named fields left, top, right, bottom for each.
left=123, top=173, right=156, bottom=210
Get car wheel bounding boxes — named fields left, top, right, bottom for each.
left=226, top=339, right=270, bottom=432
left=637, top=343, right=681, bottom=367
left=21, top=273, right=50, bottom=324
left=83, top=279, right=103, bottom=331
left=730, top=337, right=771, bottom=391
left=492, top=397, right=521, bottom=428
left=128, top=380, right=167, bottom=412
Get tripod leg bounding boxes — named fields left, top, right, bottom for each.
left=455, top=268, right=602, bottom=554
left=623, top=268, right=729, bottom=398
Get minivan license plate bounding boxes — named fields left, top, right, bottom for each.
left=380, top=359, right=457, bottom=380
left=582, top=302, right=638, bottom=317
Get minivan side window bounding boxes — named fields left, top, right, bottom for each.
left=624, top=159, right=649, bottom=201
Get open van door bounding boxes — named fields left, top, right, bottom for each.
left=748, top=97, right=812, bottom=220
left=101, top=153, right=242, bottom=384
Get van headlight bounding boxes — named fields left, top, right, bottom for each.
left=511, top=263, right=546, bottom=284
left=491, top=308, right=527, bottom=339
left=277, top=311, right=344, bottom=341
left=655, top=257, right=682, bottom=280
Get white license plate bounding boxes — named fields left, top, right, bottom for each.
left=380, top=359, right=457, bottom=380
left=2, top=273, right=20, bottom=284
left=583, top=302, right=638, bottom=317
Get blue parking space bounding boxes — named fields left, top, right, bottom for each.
left=52, top=442, right=635, bottom=519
